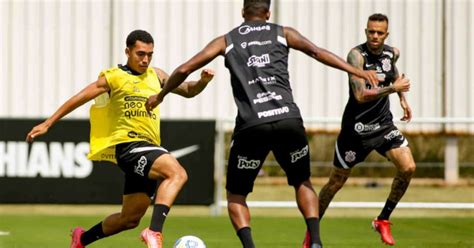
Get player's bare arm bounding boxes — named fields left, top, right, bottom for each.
left=26, top=76, right=110, bottom=142
left=347, top=48, right=410, bottom=103
left=284, top=26, right=379, bottom=87
left=146, top=36, right=225, bottom=111
left=154, top=68, right=214, bottom=98
left=393, top=47, right=412, bottom=122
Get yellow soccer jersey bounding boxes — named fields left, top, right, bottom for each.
left=88, top=66, right=161, bottom=163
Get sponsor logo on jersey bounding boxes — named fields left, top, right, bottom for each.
left=354, top=122, right=380, bottom=134
left=237, top=156, right=260, bottom=169
left=290, top=145, right=309, bottom=163
left=344, top=150, right=356, bottom=163
left=253, top=91, right=282, bottom=104
left=384, top=130, right=402, bottom=141
left=248, top=76, right=277, bottom=85
left=257, top=106, right=290, bottom=118
left=247, top=54, right=270, bottom=67
left=127, top=131, right=153, bottom=143
left=0, top=141, right=92, bottom=178
left=238, top=25, right=271, bottom=35
left=240, top=40, right=272, bottom=49
left=124, top=96, right=157, bottom=119
left=135, top=156, right=147, bottom=176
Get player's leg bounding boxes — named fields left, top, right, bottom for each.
left=101, top=193, right=151, bottom=234
left=72, top=141, right=161, bottom=247
left=226, top=124, right=271, bottom=248
left=140, top=153, right=188, bottom=248
left=372, top=128, right=416, bottom=246
left=72, top=197, right=150, bottom=248
left=318, top=166, right=351, bottom=218
left=72, top=198, right=150, bottom=248
left=227, top=192, right=255, bottom=248
left=319, top=132, right=366, bottom=219
left=379, top=146, right=416, bottom=220
left=270, top=118, right=321, bottom=247
left=294, top=179, right=322, bottom=248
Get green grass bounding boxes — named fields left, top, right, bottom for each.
left=1, top=185, right=472, bottom=247
left=0, top=215, right=473, bottom=248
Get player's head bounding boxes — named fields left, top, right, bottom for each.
left=365, top=13, right=389, bottom=51
left=125, top=30, right=154, bottom=74
left=242, top=0, right=271, bottom=20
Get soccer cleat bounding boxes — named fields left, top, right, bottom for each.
left=70, top=227, right=85, bottom=248
left=302, top=230, right=310, bottom=248
left=372, top=218, right=395, bottom=246
left=141, top=228, right=163, bottom=248
left=302, top=230, right=322, bottom=248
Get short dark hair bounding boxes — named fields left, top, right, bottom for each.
left=368, top=13, right=389, bottom=24
left=126, top=30, right=154, bottom=48
left=243, top=0, right=271, bottom=15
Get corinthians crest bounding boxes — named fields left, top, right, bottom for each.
left=344, top=151, right=356, bottom=163
left=381, top=58, right=391, bottom=72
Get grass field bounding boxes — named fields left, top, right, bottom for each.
left=1, top=184, right=473, bottom=247
left=0, top=215, right=473, bottom=248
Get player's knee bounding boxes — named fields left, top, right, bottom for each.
left=328, top=175, right=348, bottom=190
left=331, top=180, right=345, bottom=190
left=172, top=165, right=188, bottom=186
left=125, top=220, right=141, bottom=229
left=121, top=216, right=141, bottom=230
left=400, top=162, right=416, bottom=175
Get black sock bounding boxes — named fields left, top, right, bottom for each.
left=237, top=227, right=255, bottom=248
left=80, top=222, right=106, bottom=246
left=305, top=217, right=322, bottom=245
left=378, top=199, right=397, bottom=220
left=150, top=204, right=170, bottom=232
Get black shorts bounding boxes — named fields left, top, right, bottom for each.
left=333, top=125, right=408, bottom=169
left=226, top=118, right=311, bottom=196
left=115, top=141, right=169, bottom=197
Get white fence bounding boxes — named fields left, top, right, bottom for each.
left=0, top=0, right=473, bottom=134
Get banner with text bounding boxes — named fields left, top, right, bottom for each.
left=0, top=119, right=215, bottom=205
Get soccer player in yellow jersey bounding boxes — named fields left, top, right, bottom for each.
left=26, top=30, right=214, bottom=248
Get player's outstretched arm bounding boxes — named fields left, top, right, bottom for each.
left=154, top=68, right=215, bottom=98
left=146, top=36, right=225, bottom=111
left=284, top=26, right=379, bottom=87
left=26, top=76, right=110, bottom=142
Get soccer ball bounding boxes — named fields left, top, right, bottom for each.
left=173, top=235, right=206, bottom=248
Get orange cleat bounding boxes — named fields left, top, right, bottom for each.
left=140, top=228, right=163, bottom=248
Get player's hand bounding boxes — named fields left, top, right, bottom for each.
left=363, top=70, right=380, bottom=88
left=200, top=68, right=215, bottom=84
left=145, top=93, right=164, bottom=112
left=26, top=122, right=50, bottom=143
left=393, top=74, right=410, bottom=93
left=400, top=98, right=412, bottom=122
